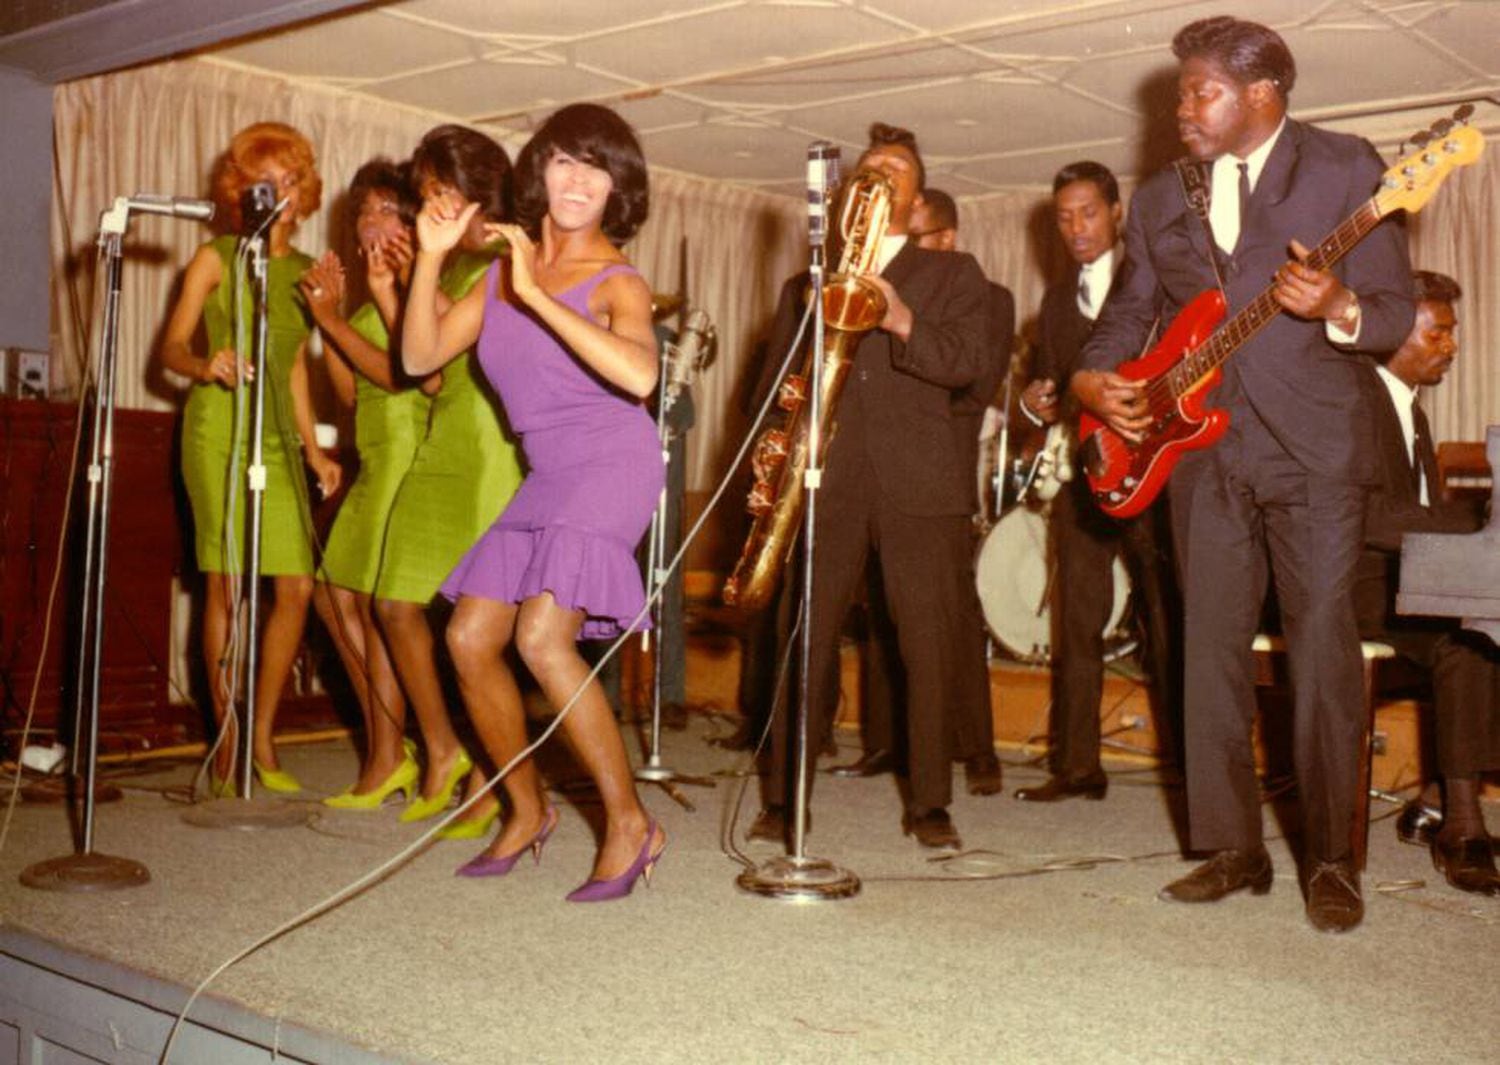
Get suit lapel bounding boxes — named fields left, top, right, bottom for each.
left=1248, top=119, right=1302, bottom=219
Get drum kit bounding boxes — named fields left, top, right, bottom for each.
left=972, top=338, right=1137, bottom=665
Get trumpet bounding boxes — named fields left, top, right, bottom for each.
left=722, top=169, right=892, bottom=610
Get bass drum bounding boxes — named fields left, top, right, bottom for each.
left=975, top=506, right=1137, bottom=665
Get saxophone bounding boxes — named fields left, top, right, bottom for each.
left=722, top=169, right=892, bottom=610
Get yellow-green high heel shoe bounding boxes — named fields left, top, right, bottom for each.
left=435, top=800, right=501, bottom=840
left=400, top=747, right=474, bottom=822
left=323, top=749, right=420, bottom=810
left=254, top=761, right=303, bottom=794
left=207, top=773, right=238, bottom=799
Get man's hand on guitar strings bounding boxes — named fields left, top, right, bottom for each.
left=1070, top=369, right=1151, bottom=442
left=1273, top=238, right=1356, bottom=323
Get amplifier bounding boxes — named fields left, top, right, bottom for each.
left=1, top=347, right=50, bottom=399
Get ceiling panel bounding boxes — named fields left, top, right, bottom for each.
left=364, top=57, right=630, bottom=120
left=211, top=8, right=477, bottom=80
left=391, top=0, right=725, bottom=38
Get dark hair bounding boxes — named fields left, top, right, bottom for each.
left=1413, top=270, right=1461, bottom=304
left=514, top=103, right=649, bottom=245
left=1052, top=160, right=1120, bottom=206
left=1172, top=16, right=1296, bottom=101
left=348, top=158, right=419, bottom=227
left=918, top=187, right=958, bottom=230
left=411, top=124, right=511, bottom=221
left=866, top=122, right=926, bottom=190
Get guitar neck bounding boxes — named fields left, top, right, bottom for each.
left=1169, top=198, right=1384, bottom=397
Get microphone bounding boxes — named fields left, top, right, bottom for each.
left=239, top=181, right=284, bottom=236
left=806, top=142, right=841, bottom=248
left=663, top=308, right=716, bottom=407
left=127, top=193, right=215, bottom=222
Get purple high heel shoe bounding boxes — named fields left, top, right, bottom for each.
left=455, top=805, right=559, bottom=879
left=565, top=820, right=666, bottom=903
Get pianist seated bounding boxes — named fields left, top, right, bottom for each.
left=1354, top=269, right=1499, bottom=896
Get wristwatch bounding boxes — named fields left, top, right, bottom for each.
left=1332, top=289, right=1361, bottom=331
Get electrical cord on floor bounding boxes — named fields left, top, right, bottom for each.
left=159, top=299, right=816, bottom=1062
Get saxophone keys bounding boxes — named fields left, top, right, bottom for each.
left=777, top=375, right=807, bottom=411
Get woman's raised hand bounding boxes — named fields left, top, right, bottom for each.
left=366, top=229, right=414, bottom=293
left=416, top=195, right=479, bottom=258
left=487, top=223, right=540, bottom=305
left=298, top=252, right=345, bottom=321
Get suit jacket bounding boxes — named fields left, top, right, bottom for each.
left=952, top=281, right=1016, bottom=511
left=753, top=244, right=999, bottom=517
left=1081, top=119, right=1414, bottom=483
left=1035, top=262, right=1114, bottom=423
left=1353, top=366, right=1481, bottom=632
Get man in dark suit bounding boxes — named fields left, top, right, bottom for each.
left=1073, top=17, right=1415, bottom=931
left=1355, top=270, right=1498, bottom=895
left=829, top=186, right=1013, bottom=796
left=1012, top=161, right=1180, bottom=804
left=750, top=124, right=999, bottom=850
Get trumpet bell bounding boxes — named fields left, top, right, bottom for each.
left=820, top=274, right=887, bottom=333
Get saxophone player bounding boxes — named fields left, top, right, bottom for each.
left=749, top=123, right=1003, bottom=851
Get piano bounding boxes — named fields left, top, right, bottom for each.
left=1398, top=424, right=1500, bottom=643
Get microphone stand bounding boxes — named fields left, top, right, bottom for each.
left=634, top=331, right=716, bottom=809
left=22, top=199, right=150, bottom=891
left=184, top=211, right=310, bottom=831
left=739, top=144, right=860, bottom=902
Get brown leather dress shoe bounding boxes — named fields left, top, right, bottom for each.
left=1431, top=834, right=1500, bottom=896
left=747, top=805, right=809, bottom=845
left=902, top=807, right=962, bottom=851
left=1014, top=769, right=1108, bottom=802
left=1305, top=860, right=1363, bottom=933
left=1158, top=846, right=1274, bottom=903
left=1395, top=800, right=1442, bottom=847
left=964, top=753, right=1004, bottom=796
left=827, top=748, right=894, bottom=778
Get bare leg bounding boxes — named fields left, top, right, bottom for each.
left=514, top=594, right=658, bottom=880
left=251, top=574, right=313, bottom=770
left=201, top=572, right=239, bottom=780
left=314, top=583, right=407, bottom=791
left=377, top=597, right=466, bottom=797
left=446, top=596, right=543, bottom=857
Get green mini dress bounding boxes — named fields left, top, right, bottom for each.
left=318, top=303, right=431, bottom=594
left=180, top=235, right=316, bottom=576
left=373, top=251, right=523, bottom=604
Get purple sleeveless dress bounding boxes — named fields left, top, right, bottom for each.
left=440, top=261, right=664, bottom=639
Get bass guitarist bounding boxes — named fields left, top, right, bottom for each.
left=1071, top=16, right=1413, bottom=933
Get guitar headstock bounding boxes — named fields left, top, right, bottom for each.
left=1376, top=112, right=1485, bottom=217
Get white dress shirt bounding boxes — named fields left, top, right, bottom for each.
left=1375, top=363, right=1428, bottom=506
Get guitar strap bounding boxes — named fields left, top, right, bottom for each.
left=1174, top=158, right=1230, bottom=304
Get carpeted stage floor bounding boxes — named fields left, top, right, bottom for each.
left=0, top=715, right=1494, bottom=1064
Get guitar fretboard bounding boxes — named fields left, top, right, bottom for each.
left=1165, top=199, right=1384, bottom=398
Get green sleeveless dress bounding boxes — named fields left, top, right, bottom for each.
left=318, top=303, right=431, bottom=593
left=180, top=235, right=315, bottom=576
left=374, top=252, right=523, bottom=603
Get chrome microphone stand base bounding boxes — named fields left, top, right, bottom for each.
left=634, top=758, right=716, bottom=813
left=20, top=852, right=150, bottom=893
left=180, top=797, right=313, bottom=831
left=736, top=854, right=860, bottom=902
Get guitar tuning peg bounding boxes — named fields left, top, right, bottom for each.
left=1410, top=131, right=1431, bottom=148
left=1453, top=103, right=1474, bottom=124
left=1431, top=118, right=1453, bottom=137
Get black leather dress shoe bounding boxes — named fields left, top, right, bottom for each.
left=1158, top=846, right=1274, bottom=903
left=1395, top=800, right=1443, bottom=847
left=1014, top=769, right=1108, bottom=802
left=1431, top=834, right=1500, bottom=896
left=1305, top=860, right=1363, bottom=933
left=827, top=748, right=894, bottom=778
left=902, top=808, right=962, bottom=851
left=964, top=753, right=1004, bottom=796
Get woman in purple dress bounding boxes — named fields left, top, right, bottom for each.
left=402, top=104, right=665, bottom=902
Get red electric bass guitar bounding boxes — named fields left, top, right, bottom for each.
left=1079, top=120, right=1484, bottom=519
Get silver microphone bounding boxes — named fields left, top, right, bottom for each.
left=664, top=308, right=716, bottom=407
left=806, top=142, right=841, bottom=248
left=127, top=193, right=215, bottom=222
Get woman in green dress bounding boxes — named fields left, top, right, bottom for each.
left=299, top=159, right=430, bottom=807
left=374, top=126, right=524, bottom=834
left=157, top=122, right=341, bottom=793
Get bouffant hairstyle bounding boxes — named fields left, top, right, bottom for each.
left=210, top=122, right=322, bottom=233
left=513, top=103, right=650, bottom=245
left=411, top=125, right=511, bottom=222
left=1412, top=270, right=1461, bottom=304
left=1172, top=16, right=1297, bottom=102
left=1052, top=160, right=1120, bottom=206
left=865, top=122, right=926, bottom=191
left=348, top=158, right=420, bottom=227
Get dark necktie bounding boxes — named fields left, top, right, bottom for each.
left=1411, top=399, right=1438, bottom=505
left=1236, top=162, right=1251, bottom=242
left=1077, top=270, right=1092, bottom=319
